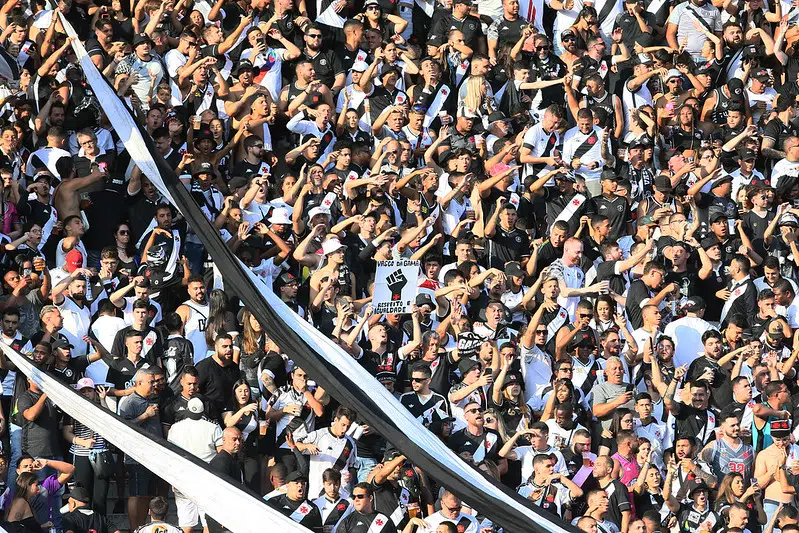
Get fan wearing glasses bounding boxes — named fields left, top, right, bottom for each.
left=424, top=490, right=479, bottom=533
left=334, top=483, right=394, bottom=533
left=399, top=363, right=452, bottom=424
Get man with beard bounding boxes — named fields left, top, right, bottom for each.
left=698, top=406, right=754, bottom=482
left=400, top=363, right=451, bottom=424
left=529, top=169, right=589, bottom=236
left=717, top=21, right=746, bottom=82
left=665, top=0, right=722, bottom=61
left=447, top=401, right=503, bottom=464
left=50, top=267, right=94, bottom=356
left=664, top=368, right=718, bottom=448
left=139, top=204, right=187, bottom=294
left=686, top=330, right=740, bottom=412
left=299, top=24, right=344, bottom=93
left=287, top=103, right=337, bottom=165
left=718, top=254, right=758, bottom=328
left=280, top=61, right=336, bottom=118
left=265, top=471, right=323, bottom=532
left=195, top=335, right=241, bottom=422
left=176, top=276, right=210, bottom=364
left=114, top=34, right=165, bottom=108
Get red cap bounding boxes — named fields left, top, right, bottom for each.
left=65, top=249, right=83, bottom=273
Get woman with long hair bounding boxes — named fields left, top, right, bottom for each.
left=240, top=309, right=285, bottom=401
left=113, top=222, right=138, bottom=277
left=591, top=295, right=618, bottom=335
left=598, top=408, right=634, bottom=456
left=491, top=356, right=533, bottom=435
left=309, top=237, right=356, bottom=303
left=62, top=380, right=113, bottom=515
left=460, top=76, right=491, bottom=126
left=715, top=472, right=766, bottom=529
left=4, top=472, right=42, bottom=531
left=632, top=447, right=665, bottom=516
left=204, top=289, right=238, bottom=348
left=568, top=6, right=600, bottom=50
left=223, top=379, right=267, bottom=491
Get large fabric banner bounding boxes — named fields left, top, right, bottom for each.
left=0, top=343, right=311, bottom=533
left=59, top=14, right=576, bottom=533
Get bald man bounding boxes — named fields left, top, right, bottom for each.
left=206, top=427, right=244, bottom=533
left=209, top=427, right=243, bottom=484
left=548, top=237, right=608, bottom=319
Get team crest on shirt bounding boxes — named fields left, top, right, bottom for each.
left=515, top=235, right=521, bottom=242
left=299, top=504, right=310, bottom=513
left=337, top=502, right=348, bottom=511
left=617, top=205, right=623, bottom=212
left=146, top=337, right=154, bottom=346
left=587, top=136, right=596, bottom=145
left=320, top=58, right=327, bottom=65
left=375, top=519, right=384, bottom=526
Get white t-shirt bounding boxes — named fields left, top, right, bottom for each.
left=167, top=418, right=224, bottom=463
left=240, top=47, right=288, bottom=101
left=663, top=316, right=713, bottom=368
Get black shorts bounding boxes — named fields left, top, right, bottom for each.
left=127, top=463, right=154, bottom=497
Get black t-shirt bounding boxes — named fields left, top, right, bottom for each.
left=61, top=508, right=110, bottom=533
left=587, top=195, right=631, bottom=240
left=105, top=356, right=152, bottom=391
left=614, top=10, right=658, bottom=48
left=600, top=479, right=632, bottom=529
left=196, top=357, right=242, bottom=419
left=447, top=428, right=502, bottom=460
left=162, top=393, right=209, bottom=426
left=209, top=449, right=244, bottom=484
left=668, top=270, right=700, bottom=301
left=17, top=389, right=61, bottom=457
left=596, top=260, right=626, bottom=296
left=625, top=279, right=654, bottom=330
left=487, top=226, right=530, bottom=269
left=687, top=356, right=732, bottom=412
left=50, top=356, right=91, bottom=387
left=300, top=49, right=343, bottom=89
left=429, top=14, right=484, bottom=48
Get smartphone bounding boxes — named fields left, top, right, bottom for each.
left=98, top=161, right=108, bottom=174
left=23, top=267, right=31, bottom=277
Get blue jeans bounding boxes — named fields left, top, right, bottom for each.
left=764, top=499, right=784, bottom=526
left=184, top=242, right=206, bottom=275
left=356, top=457, right=378, bottom=483
left=8, top=423, right=21, bottom=488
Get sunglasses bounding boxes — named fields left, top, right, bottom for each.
left=535, top=330, right=547, bottom=334
left=353, top=493, right=368, bottom=499
left=562, top=36, right=576, bottom=42
left=536, top=45, right=551, bottom=51
left=307, top=34, right=323, bottom=39
left=411, top=377, right=428, bottom=382
left=578, top=313, right=593, bottom=318
left=465, top=408, right=482, bottom=414
left=118, top=230, right=130, bottom=235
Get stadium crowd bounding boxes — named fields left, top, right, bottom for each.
left=4, top=0, right=799, bottom=530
